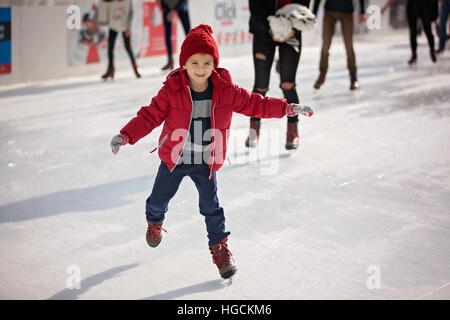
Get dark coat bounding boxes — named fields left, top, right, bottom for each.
left=249, top=0, right=311, bottom=41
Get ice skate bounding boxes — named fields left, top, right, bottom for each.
left=209, top=237, right=237, bottom=280
left=245, top=119, right=261, bottom=148
left=408, top=55, right=417, bottom=66
left=146, top=223, right=167, bottom=248
left=313, top=72, right=326, bottom=92
left=285, top=122, right=299, bottom=150
left=101, top=67, right=115, bottom=81
left=161, top=58, right=174, bottom=71
left=350, top=73, right=360, bottom=91
left=133, top=62, right=142, bottom=78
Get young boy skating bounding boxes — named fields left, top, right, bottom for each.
left=110, top=24, right=313, bottom=279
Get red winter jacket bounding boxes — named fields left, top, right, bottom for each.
left=120, top=67, right=289, bottom=178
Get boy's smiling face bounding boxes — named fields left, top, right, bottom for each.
left=183, top=53, right=215, bottom=89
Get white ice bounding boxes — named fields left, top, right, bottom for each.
left=0, top=31, right=449, bottom=299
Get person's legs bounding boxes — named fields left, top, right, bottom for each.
left=102, top=28, right=118, bottom=79
left=319, top=11, right=337, bottom=74
left=176, top=2, right=191, bottom=35
left=421, top=18, right=436, bottom=61
left=164, top=13, right=173, bottom=61
left=122, top=31, right=142, bottom=77
left=246, top=36, right=276, bottom=147
left=189, top=164, right=235, bottom=279
left=315, top=10, right=337, bottom=89
left=279, top=39, right=301, bottom=149
left=122, top=31, right=136, bottom=66
left=252, top=36, right=276, bottom=100
left=160, top=5, right=176, bottom=70
left=107, top=29, right=118, bottom=70
left=438, top=0, right=450, bottom=51
left=339, top=12, right=360, bottom=89
left=340, top=12, right=357, bottom=75
left=278, top=38, right=301, bottom=119
left=188, top=164, right=230, bottom=246
left=407, top=3, right=418, bottom=62
left=418, top=2, right=436, bottom=61
left=145, top=162, right=185, bottom=224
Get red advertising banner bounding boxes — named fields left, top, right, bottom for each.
left=140, top=1, right=177, bottom=57
left=0, top=7, right=12, bottom=75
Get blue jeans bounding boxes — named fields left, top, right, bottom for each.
left=145, top=161, right=230, bottom=246
left=439, top=0, right=450, bottom=50
left=163, top=0, right=191, bottom=59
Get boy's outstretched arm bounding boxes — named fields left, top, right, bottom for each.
left=110, top=86, right=170, bottom=154
left=231, top=84, right=313, bottom=118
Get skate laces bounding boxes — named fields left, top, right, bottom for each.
left=210, top=239, right=233, bottom=268
left=147, top=223, right=167, bottom=239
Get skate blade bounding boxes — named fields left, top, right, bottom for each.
left=287, top=149, right=297, bottom=156
left=221, top=276, right=234, bottom=286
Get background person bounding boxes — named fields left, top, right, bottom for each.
left=246, top=0, right=312, bottom=151
left=99, top=0, right=142, bottom=80
left=312, top=0, right=366, bottom=91
left=158, top=0, right=191, bottom=71
left=382, top=0, right=437, bottom=64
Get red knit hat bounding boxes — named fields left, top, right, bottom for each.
left=179, top=24, right=219, bottom=68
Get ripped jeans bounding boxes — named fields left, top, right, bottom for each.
left=252, top=35, right=301, bottom=123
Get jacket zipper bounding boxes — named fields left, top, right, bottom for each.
left=170, top=86, right=194, bottom=172
left=209, top=102, right=216, bottom=179
left=150, top=133, right=168, bottom=153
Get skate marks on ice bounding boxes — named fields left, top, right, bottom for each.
left=48, top=263, right=138, bottom=300
left=222, top=150, right=291, bottom=173
left=140, top=279, right=228, bottom=300
left=0, top=80, right=102, bottom=99
left=414, top=281, right=450, bottom=300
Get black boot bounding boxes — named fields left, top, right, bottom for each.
left=350, top=73, right=360, bottom=90
left=162, top=57, right=174, bottom=71
left=101, top=65, right=115, bottom=81
left=430, top=49, right=437, bottom=63
left=133, top=62, right=142, bottom=78
left=408, top=54, right=417, bottom=65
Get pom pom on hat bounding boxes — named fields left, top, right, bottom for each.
left=179, top=24, right=220, bottom=68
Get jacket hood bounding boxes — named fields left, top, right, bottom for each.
left=164, top=67, right=232, bottom=91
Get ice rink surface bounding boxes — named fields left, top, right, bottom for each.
left=0, top=31, right=449, bottom=299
